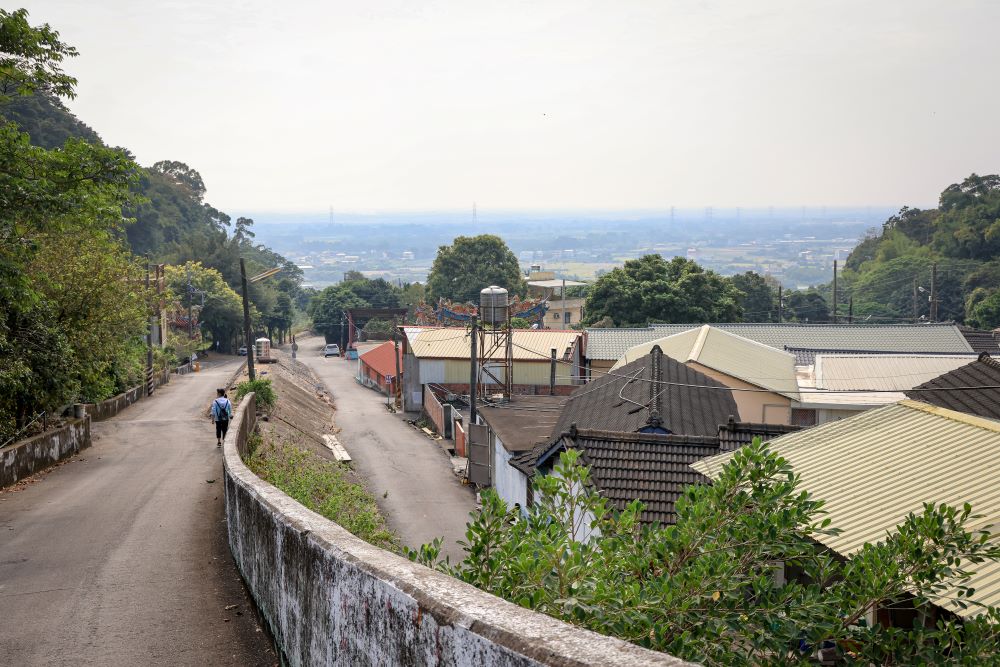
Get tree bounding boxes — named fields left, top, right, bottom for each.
left=966, top=289, right=1000, bottom=330
left=408, top=443, right=1000, bottom=665
left=730, top=271, right=778, bottom=322
left=584, top=255, right=741, bottom=326
left=164, top=262, right=244, bottom=353
left=0, top=9, right=78, bottom=99
left=308, top=285, right=366, bottom=342
left=150, top=160, right=207, bottom=202
left=427, top=235, right=526, bottom=304
left=783, top=289, right=830, bottom=322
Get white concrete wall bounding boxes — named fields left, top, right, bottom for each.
left=493, top=436, right=529, bottom=512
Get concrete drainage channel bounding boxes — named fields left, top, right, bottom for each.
left=222, top=393, right=692, bottom=667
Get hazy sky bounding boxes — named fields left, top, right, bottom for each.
left=20, top=0, right=1000, bottom=212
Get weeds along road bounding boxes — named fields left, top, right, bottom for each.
left=297, top=336, right=477, bottom=561
left=0, top=357, right=275, bottom=667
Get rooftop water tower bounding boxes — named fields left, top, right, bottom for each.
left=477, top=286, right=513, bottom=401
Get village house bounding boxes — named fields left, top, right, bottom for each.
left=356, top=341, right=403, bottom=397
left=399, top=327, right=583, bottom=409
left=615, top=325, right=799, bottom=424
left=526, top=268, right=587, bottom=329
left=693, top=398, right=1000, bottom=626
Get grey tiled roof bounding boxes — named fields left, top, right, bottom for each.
left=585, top=323, right=974, bottom=362
left=905, top=353, right=1000, bottom=420
left=529, top=429, right=720, bottom=526
left=553, top=347, right=739, bottom=437
left=958, top=326, right=1000, bottom=355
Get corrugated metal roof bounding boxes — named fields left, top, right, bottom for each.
left=586, top=323, right=974, bottom=362
left=693, top=400, right=1000, bottom=618
left=815, top=353, right=980, bottom=391
left=614, top=326, right=799, bottom=399
left=409, top=327, right=582, bottom=361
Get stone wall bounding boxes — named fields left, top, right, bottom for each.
left=223, top=395, right=690, bottom=667
left=1, top=417, right=90, bottom=489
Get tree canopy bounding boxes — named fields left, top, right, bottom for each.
left=426, top=234, right=526, bottom=304
left=584, top=255, right=742, bottom=326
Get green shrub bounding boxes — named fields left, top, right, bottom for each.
left=248, top=440, right=396, bottom=550
left=232, top=377, right=276, bottom=411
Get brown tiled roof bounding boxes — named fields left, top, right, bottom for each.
left=553, top=346, right=740, bottom=437
left=522, top=428, right=720, bottom=526
left=957, top=326, right=1000, bottom=355
left=904, top=352, right=1000, bottom=420
left=718, top=418, right=803, bottom=452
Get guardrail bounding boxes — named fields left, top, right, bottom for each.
left=222, top=393, right=689, bottom=667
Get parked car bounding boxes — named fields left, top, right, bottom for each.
left=323, top=343, right=341, bottom=357
left=238, top=346, right=247, bottom=356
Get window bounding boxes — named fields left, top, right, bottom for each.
left=564, top=312, right=571, bottom=324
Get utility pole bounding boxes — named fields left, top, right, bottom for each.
left=187, top=266, right=194, bottom=340
left=469, top=317, right=478, bottom=424
left=240, top=258, right=256, bottom=381
left=549, top=348, right=557, bottom=395
left=832, top=260, right=838, bottom=324
left=145, top=254, right=154, bottom=396
left=393, top=322, right=404, bottom=411
left=777, top=285, right=783, bottom=323
left=930, top=262, right=938, bottom=322
left=912, top=278, right=918, bottom=323
left=848, top=296, right=854, bottom=324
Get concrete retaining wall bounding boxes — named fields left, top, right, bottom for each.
left=174, top=362, right=194, bottom=376
left=1, top=417, right=91, bottom=489
left=223, top=395, right=690, bottom=667
left=86, top=385, right=145, bottom=422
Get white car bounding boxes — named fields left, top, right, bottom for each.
left=323, top=343, right=341, bottom=357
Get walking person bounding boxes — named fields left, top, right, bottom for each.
left=211, top=388, right=233, bottom=447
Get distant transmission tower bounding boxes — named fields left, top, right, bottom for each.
left=473, top=202, right=478, bottom=225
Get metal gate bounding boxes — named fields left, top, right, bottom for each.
left=468, top=423, right=490, bottom=486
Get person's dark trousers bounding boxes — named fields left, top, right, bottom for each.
left=216, top=419, right=229, bottom=440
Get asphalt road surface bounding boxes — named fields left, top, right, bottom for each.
left=297, top=336, right=477, bottom=561
left=0, top=358, right=276, bottom=666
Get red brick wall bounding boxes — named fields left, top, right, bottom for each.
left=454, top=420, right=466, bottom=458
left=423, top=385, right=447, bottom=435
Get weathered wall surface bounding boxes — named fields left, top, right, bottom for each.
left=223, top=395, right=690, bottom=667
left=85, top=386, right=145, bottom=422
left=1, top=417, right=90, bottom=489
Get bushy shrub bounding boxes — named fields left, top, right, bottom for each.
left=232, top=377, right=276, bottom=411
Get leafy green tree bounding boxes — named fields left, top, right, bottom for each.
left=966, top=289, right=1000, bottom=330
left=731, top=271, right=779, bottom=322
left=427, top=235, right=526, bottom=304
left=308, top=285, right=366, bottom=342
left=150, top=160, right=206, bottom=202
left=584, top=255, right=741, bottom=326
left=0, top=9, right=78, bottom=98
left=409, top=443, right=1000, bottom=665
left=783, top=289, right=830, bottom=322
left=164, top=262, right=244, bottom=353
left=344, top=277, right=401, bottom=309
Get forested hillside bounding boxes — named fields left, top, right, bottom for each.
left=840, top=174, right=1000, bottom=327
left=0, top=8, right=301, bottom=443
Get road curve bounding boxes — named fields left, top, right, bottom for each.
left=0, top=358, right=275, bottom=666
left=296, top=336, right=477, bottom=561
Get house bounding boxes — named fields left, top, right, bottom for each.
left=400, top=327, right=584, bottom=409
left=693, top=399, right=1000, bottom=623
left=717, top=417, right=800, bottom=451
left=514, top=427, right=721, bottom=530
left=615, top=325, right=799, bottom=424
left=475, top=396, right=568, bottom=509
left=793, top=352, right=981, bottom=425
left=527, top=271, right=587, bottom=328
left=482, top=345, right=740, bottom=510
left=551, top=344, right=740, bottom=436
left=585, top=323, right=976, bottom=377
left=905, top=352, right=1000, bottom=419
left=357, top=341, right=403, bottom=397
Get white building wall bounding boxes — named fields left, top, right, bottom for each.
left=492, top=435, right=529, bottom=512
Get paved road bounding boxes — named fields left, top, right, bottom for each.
left=0, top=358, right=275, bottom=666
left=297, top=336, right=476, bottom=561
